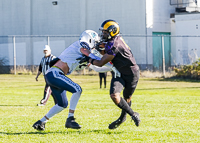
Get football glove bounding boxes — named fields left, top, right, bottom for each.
left=112, top=67, right=121, bottom=78
left=79, top=63, right=88, bottom=69
left=76, top=55, right=90, bottom=64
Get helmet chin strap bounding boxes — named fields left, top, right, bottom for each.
left=108, top=35, right=111, bottom=40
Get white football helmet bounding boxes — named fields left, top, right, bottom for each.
left=79, top=30, right=100, bottom=50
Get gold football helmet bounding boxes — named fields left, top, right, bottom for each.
left=99, top=20, right=120, bottom=41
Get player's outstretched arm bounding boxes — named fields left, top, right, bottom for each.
left=89, top=54, right=114, bottom=67
left=89, top=64, right=112, bottom=73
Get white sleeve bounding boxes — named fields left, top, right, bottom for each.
left=89, top=64, right=112, bottom=73
left=104, top=61, right=114, bottom=69
left=89, top=49, right=121, bottom=78
left=90, top=49, right=114, bottom=68
left=88, top=53, right=101, bottom=60
left=91, top=49, right=103, bottom=58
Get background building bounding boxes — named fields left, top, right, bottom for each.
left=0, top=0, right=200, bottom=73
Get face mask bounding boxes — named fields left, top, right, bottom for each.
left=100, top=30, right=111, bottom=42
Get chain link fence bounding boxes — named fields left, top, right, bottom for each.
left=0, top=35, right=199, bottom=75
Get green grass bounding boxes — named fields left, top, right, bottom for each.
left=0, top=74, right=199, bottom=143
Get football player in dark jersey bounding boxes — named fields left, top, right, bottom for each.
left=86, top=20, right=141, bottom=129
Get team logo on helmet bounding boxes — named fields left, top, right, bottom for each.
left=91, top=32, right=97, bottom=38
left=99, top=20, right=120, bottom=42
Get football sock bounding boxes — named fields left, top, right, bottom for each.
left=117, top=97, right=134, bottom=116
left=40, top=116, right=48, bottom=123
left=41, top=104, right=64, bottom=122
left=68, top=112, right=74, bottom=118
left=119, top=100, right=132, bottom=120
left=69, top=91, right=81, bottom=110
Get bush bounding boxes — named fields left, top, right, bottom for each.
left=0, top=57, right=9, bottom=74
left=174, top=58, right=200, bottom=79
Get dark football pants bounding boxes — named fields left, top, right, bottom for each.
left=45, top=68, right=82, bottom=108
left=110, top=69, right=140, bottom=99
left=99, top=72, right=107, bottom=88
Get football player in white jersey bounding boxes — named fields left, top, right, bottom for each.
left=32, top=30, right=120, bottom=131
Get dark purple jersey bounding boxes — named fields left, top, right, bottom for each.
left=105, top=35, right=139, bottom=75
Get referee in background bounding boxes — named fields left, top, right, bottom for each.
left=35, top=45, right=57, bottom=106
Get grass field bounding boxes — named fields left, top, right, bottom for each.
left=0, top=74, right=199, bottom=143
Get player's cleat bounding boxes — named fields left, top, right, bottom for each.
left=32, top=120, right=46, bottom=131
left=108, top=116, right=126, bottom=129
left=132, top=112, right=140, bottom=127
left=65, top=116, right=81, bottom=129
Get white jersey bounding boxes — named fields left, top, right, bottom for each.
left=58, top=41, right=84, bottom=75
left=57, top=40, right=120, bottom=78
